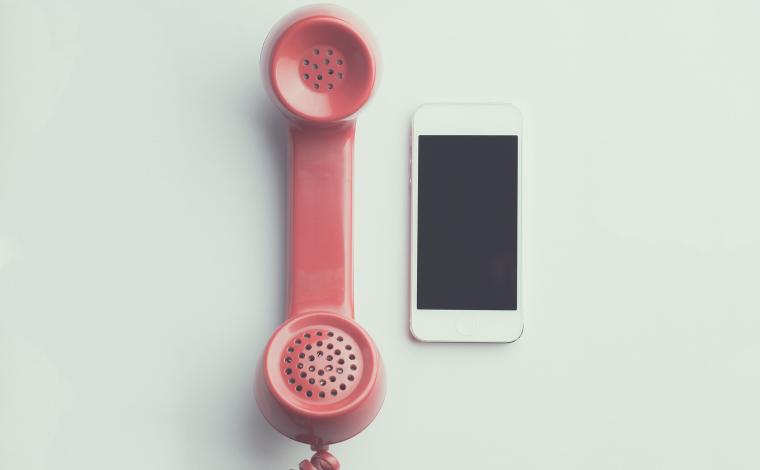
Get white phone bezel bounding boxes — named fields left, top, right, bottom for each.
left=409, top=103, right=523, bottom=343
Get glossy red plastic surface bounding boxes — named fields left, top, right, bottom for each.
left=261, top=5, right=377, bottom=124
left=288, top=123, right=355, bottom=319
left=255, top=5, right=384, bottom=451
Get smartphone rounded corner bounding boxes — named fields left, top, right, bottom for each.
left=503, top=320, right=524, bottom=344
left=411, top=103, right=436, bottom=134
left=497, top=103, right=523, bottom=132
left=503, top=102, right=522, bottom=117
left=408, top=314, right=429, bottom=343
left=411, top=103, right=428, bottom=123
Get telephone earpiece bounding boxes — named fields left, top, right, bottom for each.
left=254, top=6, right=384, bottom=469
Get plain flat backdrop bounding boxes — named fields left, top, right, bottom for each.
left=1, top=0, right=759, bottom=468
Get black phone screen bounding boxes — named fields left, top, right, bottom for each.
left=416, top=135, right=518, bottom=310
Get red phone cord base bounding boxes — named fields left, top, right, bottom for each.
left=298, top=448, right=340, bottom=470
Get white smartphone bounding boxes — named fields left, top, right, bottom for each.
left=410, top=103, right=523, bottom=342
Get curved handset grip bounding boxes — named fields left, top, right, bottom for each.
left=287, top=122, right=356, bottom=319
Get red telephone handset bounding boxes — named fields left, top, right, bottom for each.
left=254, top=6, right=385, bottom=470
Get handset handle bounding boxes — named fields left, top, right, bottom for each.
left=287, top=122, right=356, bottom=319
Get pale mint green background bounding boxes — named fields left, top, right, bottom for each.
left=2, top=0, right=759, bottom=468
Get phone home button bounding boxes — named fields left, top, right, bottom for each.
left=456, top=316, right=477, bottom=336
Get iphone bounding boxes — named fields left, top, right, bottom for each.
left=410, top=104, right=523, bottom=342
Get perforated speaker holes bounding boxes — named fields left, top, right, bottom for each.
left=281, top=329, right=361, bottom=402
left=301, top=46, right=345, bottom=92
